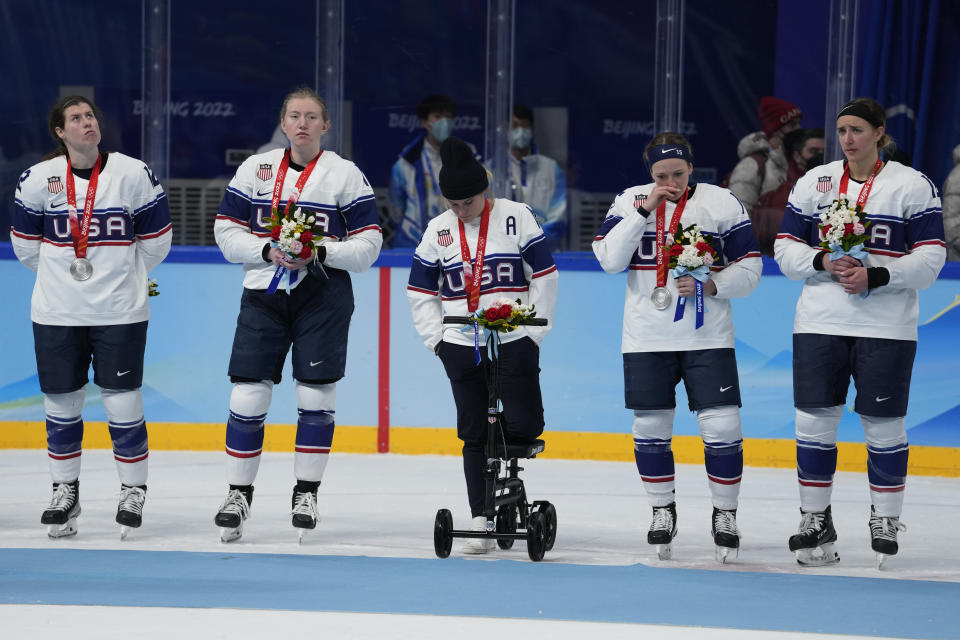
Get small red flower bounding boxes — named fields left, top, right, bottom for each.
left=843, top=223, right=854, bottom=234
left=300, top=231, right=313, bottom=244
left=298, top=245, right=312, bottom=259
left=696, top=241, right=715, bottom=255
left=485, top=308, right=499, bottom=322
left=823, top=224, right=832, bottom=235
left=498, top=306, right=512, bottom=320
left=668, top=244, right=684, bottom=256
left=270, top=226, right=282, bottom=240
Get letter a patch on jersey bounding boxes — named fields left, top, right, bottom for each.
left=257, top=164, right=274, bottom=182
left=47, top=176, right=64, bottom=194
left=437, top=228, right=453, bottom=247
left=816, top=176, right=833, bottom=193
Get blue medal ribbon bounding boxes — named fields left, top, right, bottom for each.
left=265, top=240, right=301, bottom=295
left=671, top=264, right=710, bottom=329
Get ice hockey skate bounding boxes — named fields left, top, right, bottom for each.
left=788, top=505, right=839, bottom=566
left=711, top=507, right=740, bottom=563
left=41, top=481, right=81, bottom=539
left=215, top=486, right=252, bottom=543
left=116, top=485, right=147, bottom=540
left=291, top=481, right=320, bottom=543
left=869, top=506, right=906, bottom=570
left=647, top=503, right=678, bottom=560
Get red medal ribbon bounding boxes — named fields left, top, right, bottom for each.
left=65, top=154, right=102, bottom=259
left=271, top=148, right=323, bottom=214
left=655, top=188, right=689, bottom=287
left=458, top=199, right=492, bottom=312
left=838, top=157, right=883, bottom=211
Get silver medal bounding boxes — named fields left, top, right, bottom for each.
left=70, top=257, right=93, bottom=281
left=651, top=286, right=672, bottom=310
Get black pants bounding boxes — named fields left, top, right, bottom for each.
left=438, top=336, right=544, bottom=517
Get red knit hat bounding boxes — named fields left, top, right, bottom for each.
left=758, top=96, right=802, bottom=138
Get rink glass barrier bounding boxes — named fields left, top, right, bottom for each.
left=1, top=245, right=959, bottom=477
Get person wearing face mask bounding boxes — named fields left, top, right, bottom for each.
left=727, top=96, right=803, bottom=213
left=388, top=94, right=465, bottom=248
left=775, top=98, right=946, bottom=568
left=407, top=136, right=558, bottom=555
left=593, top=132, right=762, bottom=563
left=751, top=128, right=825, bottom=256
left=505, top=104, right=567, bottom=252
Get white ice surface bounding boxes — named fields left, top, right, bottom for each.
left=1, top=449, right=958, bottom=581
left=0, top=605, right=918, bottom=640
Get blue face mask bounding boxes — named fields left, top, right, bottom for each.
left=509, top=127, right=533, bottom=149
left=431, top=118, right=453, bottom=143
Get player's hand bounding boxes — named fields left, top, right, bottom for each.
left=837, top=265, right=868, bottom=294
left=269, top=247, right=313, bottom=271
left=641, top=184, right=684, bottom=213
left=676, top=276, right=716, bottom=298
left=823, top=253, right=860, bottom=276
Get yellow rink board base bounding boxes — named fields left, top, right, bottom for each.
left=2, top=421, right=957, bottom=478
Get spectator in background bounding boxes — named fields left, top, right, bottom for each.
left=728, top=96, right=803, bottom=212
left=751, top=128, right=825, bottom=256
left=388, top=94, right=458, bottom=248
left=507, top=104, right=568, bottom=251
left=942, top=143, right=960, bottom=261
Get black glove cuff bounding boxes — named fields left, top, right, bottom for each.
left=315, top=244, right=326, bottom=264
left=812, top=252, right=826, bottom=271
left=262, top=243, right=272, bottom=262
left=867, top=267, right=890, bottom=290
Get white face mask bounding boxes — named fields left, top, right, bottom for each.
left=431, top=118, right=453, bottom=143
left=509, top=127, right=533, bottom=149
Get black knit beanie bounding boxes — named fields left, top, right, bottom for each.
left=438, top=136, right=489, bottom=199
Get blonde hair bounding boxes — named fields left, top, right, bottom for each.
left=280, top=87, right=329, bottom=123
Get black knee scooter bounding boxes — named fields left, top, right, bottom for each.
left=432, top=315, right=557, bottom=562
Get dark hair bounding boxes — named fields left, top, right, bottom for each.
left=416, top=94, right=456, bottom=121
left=782, top=128, right=807, bottom=158
left=837, top=97, right=891, bottom=150
left=513, top=104, right=534, bottom=124
left=46, top=95, right=102, bottom=159
left=643, top=131, right=693, bottom=159
left=280, top=87, right=329, bottom=123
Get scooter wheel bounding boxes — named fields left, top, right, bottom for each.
left=526, top=511, right=546, bottom=561
left=433, top=508, right=453, bottom=559
left=496, top=504, right=517, bottom=550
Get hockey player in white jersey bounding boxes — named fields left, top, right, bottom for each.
left=213, top=88, right=381, bottom=543
left=593, top=132, right=761, bottom=562
left=775, top=98, right=946, bottom=568
left=407, top=136, right=557, bottom=554
left=11, top=95, right=172, bottom=540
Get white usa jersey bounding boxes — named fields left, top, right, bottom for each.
left=214, top=148, right=382, bottom=290
left=593, top=182, right=762, bottom=353
left=407, top=198, right=558, bottom=350
left=775, top=160, right=946, bottom=341
left=11, top=152, right=172, bottom=326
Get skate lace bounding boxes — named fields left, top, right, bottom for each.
left=869, top=514, right=906, bottom=542
left=713, top=509, right=739, bottom=536
left=48, top=483, right=76, bottom=510
left=292, top=491, right=318, bottom=518
left=650, top=506, right=674, bottom=533
left=118, top=486, right=146, bottom=515
left=219, top=489, right=250, bottom=519
left=797, top=511, right=826, bottom=535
